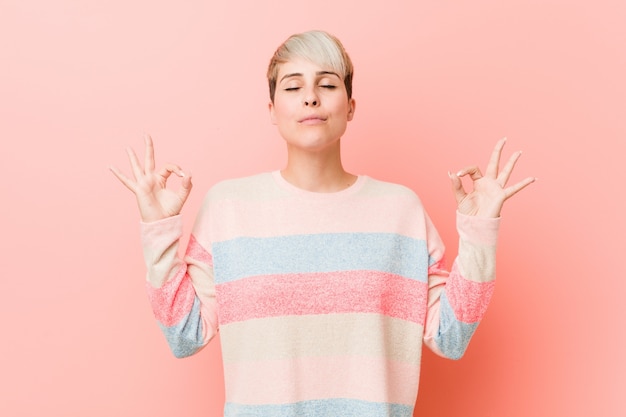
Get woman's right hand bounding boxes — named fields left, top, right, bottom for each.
left=110, top=134, right=192, bottom=223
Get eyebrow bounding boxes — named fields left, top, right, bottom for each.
left=279, top=70, right=341, bottom=83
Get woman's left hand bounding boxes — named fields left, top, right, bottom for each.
left=450, top=138, right=536, bottom=218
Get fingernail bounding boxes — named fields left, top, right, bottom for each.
left=456, top=171, right=463, bottom=177
left=179, top=171, right=185, bottom=177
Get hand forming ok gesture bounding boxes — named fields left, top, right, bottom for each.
left=450, top=138, right=535, bottom=218
left=110, top=134, right=192, bottom=223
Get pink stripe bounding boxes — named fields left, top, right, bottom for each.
left=223, top=356, right=419, bottom=406
left=445, top=262, right=495, bottom=323
left=146, top=266, right=196, bottom=327
left=186, top=234, right=212, bottom=265
left=216, top=271, right=427, bottom=325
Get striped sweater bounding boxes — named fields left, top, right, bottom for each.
left=140, top=171, right=500, bottom=417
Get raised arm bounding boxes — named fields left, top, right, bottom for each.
left=110, top=135, right=216, bottom=357
left=424, top=139, right=535, bottom=359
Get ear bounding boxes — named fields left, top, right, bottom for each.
left=347, top=98, right=356, bottom=121
left=268, top=101, right=277, bottom=125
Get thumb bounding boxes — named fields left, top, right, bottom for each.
left=177, top=172, right=193, bottom=203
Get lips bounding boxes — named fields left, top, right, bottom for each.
left=298, top=115, right=327, bottom=124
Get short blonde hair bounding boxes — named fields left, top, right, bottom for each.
left=267, top=30, right=354, bottom=102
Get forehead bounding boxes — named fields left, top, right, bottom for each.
left=276, top=58, right=342, bottom=81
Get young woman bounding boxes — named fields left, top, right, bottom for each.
left=111, top=30, right=534, bottom=417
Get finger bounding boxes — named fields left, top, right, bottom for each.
left=485, top=137, right=507, bottom=178
left=497, top=150, right=523, bottom=186
left=157, top=164, right=186, bottom=181
left=109, top=165, right=137, bottom=193
left=448, top=171, right=467, bottom=204
left=504, top=176, right=536, bottom=199
left=144, top=133, right=155, bottom=173
left=457, top=165, right=483, bottom=181
left=126, top=147, right=144, bottom=179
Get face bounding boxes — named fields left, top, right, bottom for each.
left=269, top=58, right=355, bottom=154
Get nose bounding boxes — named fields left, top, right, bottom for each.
left=303, top=88, right=319, bottom=107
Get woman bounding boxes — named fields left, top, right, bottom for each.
left=111, top=30, right=534, bottom=417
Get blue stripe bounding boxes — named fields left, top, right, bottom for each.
left=435, top=292, right=479, bottom=360
left=158, top=297, right=205, bottom=358
left=212, top=233, right=428, bottom=284
left=224, top=398, right=413, bottom=417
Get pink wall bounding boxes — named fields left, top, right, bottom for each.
left=2, top=0, right=624, bottom=415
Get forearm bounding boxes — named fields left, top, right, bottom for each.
left=140, top=215, right=214, bottom=357
left=424, top=212, right=500, bottom=359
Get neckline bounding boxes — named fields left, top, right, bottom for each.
left=271, top=170, right=367, bottom=199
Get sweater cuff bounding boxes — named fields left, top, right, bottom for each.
left=140, top=215, right=184, bottom=250
left=456, top=212, right=500, bottom=246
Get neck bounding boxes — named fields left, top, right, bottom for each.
left=281, top=141, right=356, bottom=193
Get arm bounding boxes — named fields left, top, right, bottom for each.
left=141, top=215, right=218, bottom=358
left=423, top=213, right=499, bottom=359
left=111, top=134, right=217, bottom=357
left=424, top=138, right=535, bottom=359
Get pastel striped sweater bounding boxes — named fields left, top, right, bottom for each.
left=140, top=171, right=500, bottom=417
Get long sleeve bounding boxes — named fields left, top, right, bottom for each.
left=423, top=212, right=500, bottom=359
left=140, top=215, right=219, bottom=358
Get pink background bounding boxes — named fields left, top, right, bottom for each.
left=2, top=0, right=624, bottom=416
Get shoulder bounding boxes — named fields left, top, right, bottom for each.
left=361, top=176, right=423, bottom=203
left=356, top=176, right=429, bottom=221
left=206, top=172, right=273, bottom=198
